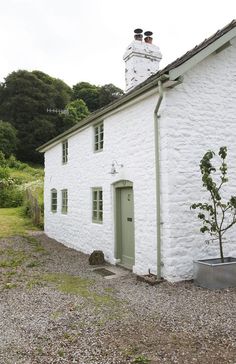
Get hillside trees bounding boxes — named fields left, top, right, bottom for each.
left=0, top=121, right=18, bottom=158
left=0, top=70, right=73, bottom=163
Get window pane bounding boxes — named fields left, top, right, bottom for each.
left=94, top=123, right=103, bottom=151
left=93, top=201, right=97, bottom=210
left=62, top=141, right=68, bottom=163
left=61, top=189, right=68, bottom=213
left=92, top=188, right=103, bottom=223
left=93, top=190, right=97, bottom=201
left=93, top=210, right=97, bottom=219
left=51, top=190, right=57, bottom=212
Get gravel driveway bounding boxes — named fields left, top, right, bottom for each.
left=0, top=233, right=235, bottom=363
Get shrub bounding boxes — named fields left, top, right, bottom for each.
left=0, top=151, right=7, bottom=167
left=0, top=166, right=23, bottom=207
left=0, top=187, right=23, bottom=207
left=7, top=155, right=21, bottom=169
left=0, top=166, right=10, bottom=181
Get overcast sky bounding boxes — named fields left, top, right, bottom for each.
left=0, top=0, right=236, bottom=90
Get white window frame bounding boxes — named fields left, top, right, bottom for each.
left=92, top=187, right=103, bottom=223
left=61, top=189, right=68, bottom=214
left=62, top=140, right=68, bottom=164
left=51, top=189, right=57, bottom=213
left=94, top=122, right=104, bottom=152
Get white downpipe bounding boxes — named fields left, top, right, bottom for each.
left=154, top=79, right=164, bottom=279
left=154, top=76, right=183, bottom=279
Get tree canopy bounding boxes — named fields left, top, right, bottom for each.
left=65, top=99, right=90, bottom=124
left=72, top=82, right=124, bottom=112
left=0, top=121, right=18, bottom=158
left=0, top=70, right=73, bottom=163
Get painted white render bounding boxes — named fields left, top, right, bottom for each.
left=44, top=93, right=159, bottom=275
left=43, top=24, right=236, bottom=282
left=160, top=37, right=236, bottom=281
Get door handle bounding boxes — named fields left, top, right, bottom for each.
left=127, top=217, right=132, bottom=222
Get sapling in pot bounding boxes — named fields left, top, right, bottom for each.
left=191, top=146, right=236, bottom=262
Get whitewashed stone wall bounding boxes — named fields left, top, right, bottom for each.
left=44, top=93, right=159, bottom=276
left=160, top=37, right=236, bottom=281
left=44, top=37, right=236, bottom=282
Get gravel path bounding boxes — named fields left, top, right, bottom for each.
left=0, top=234, right=235, bottom=363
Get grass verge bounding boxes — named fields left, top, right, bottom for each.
left=0, top=207, right=38, bottom=237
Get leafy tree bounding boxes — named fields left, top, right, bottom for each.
left=191, top=147, right=236, bottom=262
left=72, top=82, right=100, bottom=112
left=0, top=151, right=7, bottom=167
left=99, top=83, right=124, bottom=108
left=0, top=70, right=73, bottom=163
left=72, top=82, right=124, bottom=112
left=0, top=120, right=18, bottom=158
left=65, top=99, right=90, bottom=124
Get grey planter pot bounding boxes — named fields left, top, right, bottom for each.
left=193, top=257, right=236, bottom=289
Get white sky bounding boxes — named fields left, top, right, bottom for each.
left=0, top=0, right=236, bottom=90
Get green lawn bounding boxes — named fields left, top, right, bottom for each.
left=0, top=207, right=38, bottom=237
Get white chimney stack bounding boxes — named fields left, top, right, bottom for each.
left=123, top=29, right=162, bottom=93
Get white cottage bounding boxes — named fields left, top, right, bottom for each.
left=38, top=21, right=236, bottom=281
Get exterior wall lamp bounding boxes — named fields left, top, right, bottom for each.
left=109, top=160, right=124, bottom=175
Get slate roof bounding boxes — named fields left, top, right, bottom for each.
left=38, top=19, right=236, bottom=152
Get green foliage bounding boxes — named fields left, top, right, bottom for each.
left=191, top=147, right=236, bottom=261
left=65, top=99, right=90, bottom=124
left=0, top=156, right=43, bottom=208
left=0, top=151, right=7, bottom=167
left=72, top=82, right=100, bottom=112
left=133, top=355, right=150, bottom=363
left=0, top=121, right=18, bottom=158
left=72, top=81, right=124, bottom=112
left=0, top=166, right=23, bottom=207
left=0, top=70, right=73, bottom=163
left=0, top=180, right=24, bottom=208
left=99, top=83, right=124, bottom=108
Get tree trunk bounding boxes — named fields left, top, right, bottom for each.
left=219, top=233, right=224, bottom=263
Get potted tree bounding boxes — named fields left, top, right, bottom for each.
left=191, top=146, right=236, bottom=289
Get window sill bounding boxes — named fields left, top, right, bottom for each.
left=92, top=220, right=103, bottom=224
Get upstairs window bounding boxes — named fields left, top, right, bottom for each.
left=92, top=188, right=103, bottom=223
left=51, top=189, right=57, bottom=213
left=61, top=189, right=68, bottom=214
left=94, top=122, right=104, bottom=152
left=62, top=140, right=68, bottom=164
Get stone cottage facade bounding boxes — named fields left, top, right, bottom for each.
left=39, top=21, right=236, bottom=281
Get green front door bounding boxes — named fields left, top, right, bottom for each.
left=119, top=187, right=135, bottom=268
